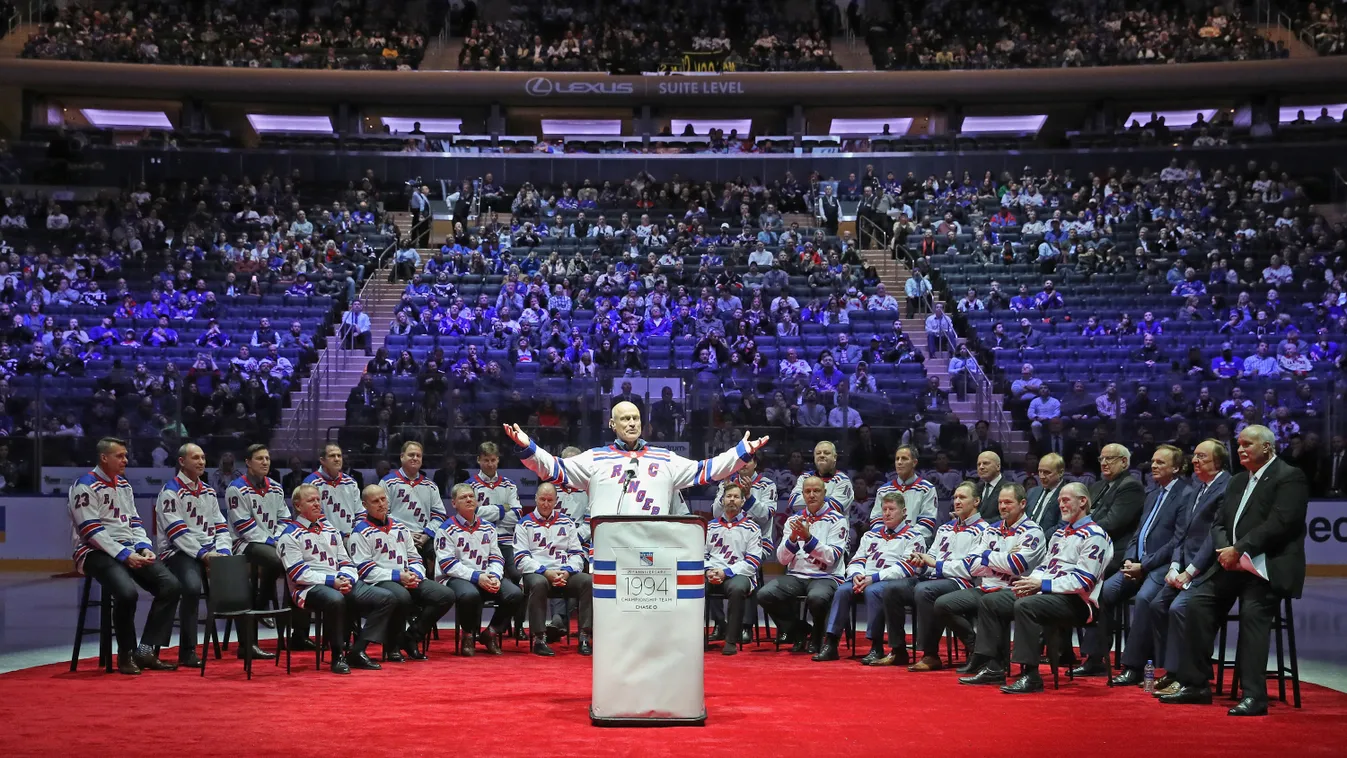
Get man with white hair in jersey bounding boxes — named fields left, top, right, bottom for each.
left=787, top=441, right=854, bottom=523
left=504, top=401, right=769, bottom=518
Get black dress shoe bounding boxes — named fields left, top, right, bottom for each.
left=708, top=625, right=726, bottom=642
left=1001, top=671, right=1045, bottom=694
left=260, top=617, right=276, bottom=629
left=459, top=638, right=476, bottom=657
left=239, top=644, right=276, bottom=661
left=1110, top=668, right=1144, bottom=687
left=479, top=629, right=503, bottom=656
left=545, top=624, right=566, bottom=644
left=329, top=655, right=351, bottom=675
left=859, top=649, right=888, bottom=666
left=959, top=665, right=1008, bottom=685
left=956, top=655, right=987, bottom=675
left=739, top=628, right=753, bottom=644
left=288, top=637, right=318, bottom=652
left=807, top=639, right=821, bottom=655
left=1070, top=659, right=1111, bottom=677
left=722, top=642, right=738, bottom=656
left=811, top=640, right=840, bottom=662
left=1158, top=685, right=1213, bottom=705
left=384, top=650, right=406, bottom=663
left=401, top=644, right=428, bottom=661
left=349, top=651, right=382, bottom=670
left=790, top=639, right=809, bottom=653
left=116, top=653, right=142, bottom=676
left=1228, top=697, right=1268, bottom=717
left=532, top=638, right=556, bottom=657
left=133, top=646, right=178, bottom=671
left=578, top=632, right=592, bottom=656
left=177, top=652, right=204, bottom=669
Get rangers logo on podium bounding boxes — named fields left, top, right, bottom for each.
left=639, top=551, right=654, bottom=566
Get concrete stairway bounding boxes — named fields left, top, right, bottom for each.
left=1256, top=23, right=1319, bottom=57
left=831, top=34, right=874, bottom=71
left=419, top=35, right=463, bottom=70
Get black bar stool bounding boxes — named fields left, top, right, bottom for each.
left=1216, top=597, right=1301, bottom=708
left=69, top=575, right=114, bottom=673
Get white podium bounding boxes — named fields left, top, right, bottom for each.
left=590, top=516, right=707, bottom=727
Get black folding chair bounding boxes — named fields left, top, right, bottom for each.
left=200, top=556, right=292, bottom=679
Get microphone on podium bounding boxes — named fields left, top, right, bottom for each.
left=615, top=460, right=639, bottom=515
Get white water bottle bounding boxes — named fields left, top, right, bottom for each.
left=1143, top=660, right=1156, bottom=693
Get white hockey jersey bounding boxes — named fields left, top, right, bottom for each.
left=924, top=515, right=989, bottom=589
left=226, top=476, right=290, bottom=553
left=156, top=472, right=231, bottom=561
left=786, top=470, right=855, bottom=518
left=847, top=523, right=924, bottom=582
left=305, top=470, right=364, bottom=535
left=434, top=514, right=506, bottom=583
left=871, top=475, right=939, bottom=544
left=382, top=468, right=447, bottom=534
left=276, top=516, right=358, bottom=606
left=705, top=513, right=764, bottom=589
left=348, top=514, right=426, bottom=584
left=469, top=471, right=523, bottom=544
left=1031, top=516, right=1114, bottom=617
left=512, top=511, right=585, bottom=574
left=556, top=483, right=591, bottom=544
left=69, top=468, right=151, bottom=571
left=711, top=472, right=778, bottom=540
left=968, top=514, right=1047, bottom=592
left=775, top=505, right=848, bottom=583
left=519, top=437, right=752, bottom=518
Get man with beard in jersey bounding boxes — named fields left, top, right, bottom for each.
left=708, top=452, right=776, bottom=644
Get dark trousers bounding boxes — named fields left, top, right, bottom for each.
left=245, top=542, right=309, bottom=639
left=302, top=581, right=397, bottom=655
left=1173, top=568, right=1281, bottom=704
left=902, top=578, right=962, bottom=655
left=376, top=578, right=455, bottom=647
left=522, top=572, right=594, bottom=637
left=449, top=576, right=524, bottom=634
left=933, top=586, right=986, bottom=651
left=164, top=551, right=206, bottom=660
left=1148, top=582, right=1186, bottom=671
left=1083, top=570, right=1137, bottom=662
left=1009, top=593, right=1091, bottom=666
left=706, top=575, right=753, bottom=643
left=827, top=578, right=903, bottom=645
left=500, top=545, right=527, bottom=625
left=1092, top=569, right=1166, bottom=670
left=972, top=588, right=1018, bottom=665
left=83, top=551, right=181, bottom=655
left=757, top=575, right=838, bottom=646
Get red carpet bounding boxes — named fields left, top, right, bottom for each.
left=0, top=639, right=1343, bottom=757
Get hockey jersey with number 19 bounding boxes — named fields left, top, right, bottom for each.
left=382, top=468, right=447, bottom=535
left=848, top=523, right=924, bottom=582
left=156, top=472, right=231, bottom=561
left=1029, top=516, right=1114, bottom=618
left=304, top=469, right=364, bottom=536
left=347, top=514, right=426, bottom=584
left=227, top=476, right=290, bottom=553
left=924, top=514, right=988, bottom=589
left=68, top=468, right=151, bottom=572
left=968, top=514, right=1047, bottom=592
left=470, top=472, right=523, bottom=545
left=519, top=437, right=752, bottom=518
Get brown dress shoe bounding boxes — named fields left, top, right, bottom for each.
left=907, top=655, right=943, bottom=672
left=1154, top=680, right=1181, bottom=697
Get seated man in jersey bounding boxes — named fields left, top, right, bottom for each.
left=472, top=442, right=526, bottom=635
left=757, top=476, right=848, bottom=654
left=228, top=443, right=302, bottom=654
left=900, top=480, right=990, bottom=672
left=305, top=444, right=364, bottom=537
left=155, top=443, right=231, bottom=668
left=872, top=445, right=939, bottom=545
left=994, top=482, right=1113, bottom=694
left=436, top=483, right=525, bottom=656
left=705, top=482, right=764, bottom=656
left=349, top=484, right=455, bottom=661
left=708, top=454, right=775, bottom=646
left=514, top=482, right=593, bottom=657
left=954, top=482, right=1048, bottom=684
left=816, top=492, right=924, bottom=663
left=382, top=441, right=447, bottom=573
left=278, top=484, right=397, bottom=674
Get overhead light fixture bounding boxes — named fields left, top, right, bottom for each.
left=80, top=109, right=173, bottom=129
left=828, top=118, right=913, bottom=136
left=380, top=117, right=463, bottom=134
left=1123, top=110, right=1217, bottom=129
left=540, top=119, right=623, bottom=136
left=246, top=114, right=334, bottom=133
left=669, top=119, right=752, bottom=135
left=960, top=115, right=1048, bottom=135
left=1278, top=104, right=1346, bottom=123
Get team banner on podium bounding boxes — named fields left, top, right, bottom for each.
left=590, top=516, right=707, bottom=726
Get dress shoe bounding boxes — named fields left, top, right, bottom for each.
left=1069, top=659, right=1111, bottom=677
left=1228, top=697, right=1268, bottom=717
left=177, top=652, right=204, bottom=669
left=807, top=639, right=821, bottom=655
left=348, top=650, right=382, bottom=670
left=859, top=649, right=888, bottom=666
left=907, top=655, right=943, bottom=672
left=740, top=628, right=753, bottom=644
left=133, top=646, right=178, bottom=671
left=459, top=638, right=476, bottom=657
left=532, top=638, right=556, bottom=657
left=872, top=654, right=898, bottom=666
left=401, top=644, right=428, bottom=661
left=722, top=642, right=739, bottom=656
left=1158, top=685, right=1213, bottom=705
left=545, top=624, right=566, bottom=644
left=707, top=625, right=726, bottom=642
left=288, top=637, right=317, bottom=652
left=1001, top=671, right=1045, bottom=694
left=479, top=629, right=503, bottom=656
left=578, top=632, right=592, bottom=656
left=959, top=665, right=1007, bottom=685
left=238, top=644, right=276, bottom=661
left=1110, top=668, right=1144, bottom=687
left=1154, top=680, right=1181, bottom=697
left=956, top=655, right=987, bottom=675
left=384, top=650, right=406, bottom=663
left=1153, top=673, right=1178, bottom=691
left=329, top=655, right=351, bottom=675
left=790, top=639, right=809, bottom=654
left=260, top=617, right=276, bottom=629
left=891, top=647, right=909, bottom=664
left=116, top=653, right=142, bottom=676
left=811, top=639, right=840, bottom=662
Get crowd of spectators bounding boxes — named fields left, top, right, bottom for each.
left=1285, top=1, right=1347, bottom=56
left=458, top=0, right=838, bottom=72
left=0, top=164, right=391, bottom=472
left=21, top=0, right=426, bottom=70
left=870, top=0, right=1286, bottom=70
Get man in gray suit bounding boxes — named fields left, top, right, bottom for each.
left=975, top=451, right=1004, bottom=522
left=1086, top=444, right=1191, bottom=682
left=1072, top=442, right=1145, bottom=676
left=1143, top=439, right=1230, bottom=695
left=1024, top=453, right=1065, bottom=534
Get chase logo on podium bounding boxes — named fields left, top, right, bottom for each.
left=639, top=551, right=655, bottom=566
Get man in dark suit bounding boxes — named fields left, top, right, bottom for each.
left=1160, top=426, right=1309, bottom=716
left=1145, top=439, right=1231, bottom=695
left=1088, top=445, right=1191, bottom=682
left=975, top=450, right=1005, bottom=522
left=969, top=420, right=1004, bottom=463
left=611, top=380, right=645, bottom=418
left=1073, top=442, right=1144, bottom=676
left=1024, top=452, right=1065, bottom=533
left=1032, top=418, right=1072, bottom=461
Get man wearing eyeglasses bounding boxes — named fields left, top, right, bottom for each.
left=1073, top=443, right=1144, bottom=677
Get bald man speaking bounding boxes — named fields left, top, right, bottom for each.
left=506, top=401, right=769, bottom=518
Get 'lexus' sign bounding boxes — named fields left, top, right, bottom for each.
left=525, top=77, right=636, bottom=97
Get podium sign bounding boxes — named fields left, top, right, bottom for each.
left=590, top=516, right=707, bottom=726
